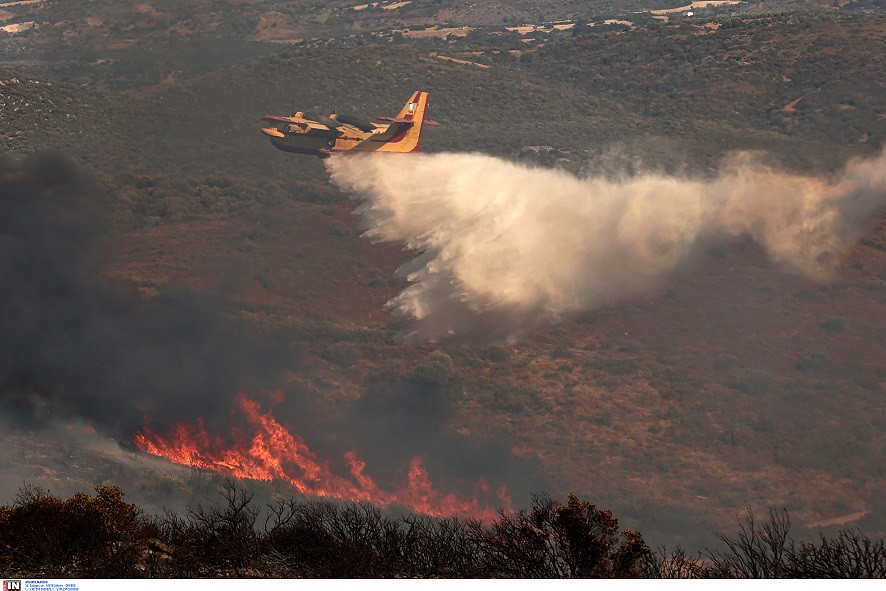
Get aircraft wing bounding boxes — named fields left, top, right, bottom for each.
left=262, top=114, right=334, bottom=132
left=377, top=116, right=441, bottom=126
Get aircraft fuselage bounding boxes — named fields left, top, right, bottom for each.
left=261, top=92, right=436, bottom=158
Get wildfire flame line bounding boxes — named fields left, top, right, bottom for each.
left=134, top=393, right=512, bottom=520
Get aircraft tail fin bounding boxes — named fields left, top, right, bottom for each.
left=395, top=91, right=428, bottom=122
left=370, top=91, right=434, bottom=153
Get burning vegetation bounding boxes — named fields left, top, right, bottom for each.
left=2, top=11, right=884, bottom=547
left=0, top=153, right=533, bottom=522
left=135, top=393, right=512, bottom=521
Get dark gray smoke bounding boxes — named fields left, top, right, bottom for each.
left=0, top=153, right=540, bottom=506
left=334, top=375, right=545, bottom=495
left=0, top=153, right=296, bottom=439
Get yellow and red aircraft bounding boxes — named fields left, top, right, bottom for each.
left=261, top=91, right=439, bottom=158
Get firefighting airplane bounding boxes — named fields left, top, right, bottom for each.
left=261, top=91, right=439, bottom=158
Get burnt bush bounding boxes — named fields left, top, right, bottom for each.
left=0, top=484, right=158, bottom=577
left=642, top=509, right=886, bottom=578
left=155, top=479, right=263, bottom=577
left=468, top=493, right=650, bottom=578
left=265, top=500, right=411, bottom=577
left=704, top=509, right=885, bottom=578
left=3, top=483, right=883, bottom=578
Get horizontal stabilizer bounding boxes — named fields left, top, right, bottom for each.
left=369, top=120, right=412, bottom=142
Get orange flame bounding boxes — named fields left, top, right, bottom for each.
left=135, top=393, right=512, bottom=520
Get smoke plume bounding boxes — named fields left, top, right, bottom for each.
left=0, top=152, right=297, bottom=438
left=0, top=153, right=540, bottom=508
left=328, top=150, right=886, bottom=342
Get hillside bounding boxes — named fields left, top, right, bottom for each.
left=0, top=8, right=884, bottom=550
left=0, top=0, right=877, bottom=87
